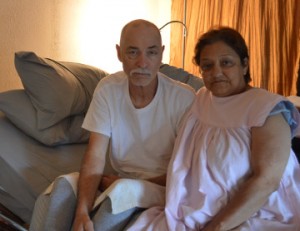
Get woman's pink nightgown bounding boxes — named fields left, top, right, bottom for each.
left=128, top=88, right=300, bottom=231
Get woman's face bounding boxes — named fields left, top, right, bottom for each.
left=199, top=41, right=249, bottom=97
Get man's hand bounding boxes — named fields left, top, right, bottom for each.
left=99, top=174, right=121, bottom=191
left=147, top=174, right=166, bottom=186
left=72, top=212, right=94, bottom=231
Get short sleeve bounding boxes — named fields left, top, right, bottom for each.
left=82, top=81, right=111, bottom=137
left=269, top=100, right=300, bottom=137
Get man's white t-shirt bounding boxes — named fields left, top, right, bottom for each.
left=82, top=71, right=195, bottom=179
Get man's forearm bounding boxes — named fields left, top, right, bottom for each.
left=72, top=132, right=109, bottom=231
left=76, top=170, right=102, bottom=215
left=75, top=132, right=109, bottom=214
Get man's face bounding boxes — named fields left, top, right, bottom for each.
left=117, top=25, right=164, bottom=87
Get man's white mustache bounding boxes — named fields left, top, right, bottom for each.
left=130, top=69, right=151, bottom=76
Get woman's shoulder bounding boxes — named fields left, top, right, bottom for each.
left=192, top=87, right=288, bottom=127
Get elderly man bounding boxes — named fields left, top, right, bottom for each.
left=30, top=19, right=196, bottom=231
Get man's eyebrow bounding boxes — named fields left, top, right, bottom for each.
left=148, top=45, right=159, bottom=49
left=126, top=45, right=159, bottom=50
left=127, top=46, right=138, bottom=49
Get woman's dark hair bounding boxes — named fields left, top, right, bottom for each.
left=193, top=26, right=251, bottom=83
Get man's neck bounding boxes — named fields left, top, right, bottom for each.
left=129, top=78, right=158, bottom=109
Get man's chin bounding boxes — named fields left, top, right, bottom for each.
left=130, top=78, right=152, bottom=87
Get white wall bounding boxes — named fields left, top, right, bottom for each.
left=0, top=1, right=54, bottom=91
left=0, top=0, right=171, bottom=92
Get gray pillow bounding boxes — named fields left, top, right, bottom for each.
left=14, top=51, right=109, bottom=129
left=0, top=90, right=89, bottom=146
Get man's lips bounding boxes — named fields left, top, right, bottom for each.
left=131, top=72, right=151, bottom=77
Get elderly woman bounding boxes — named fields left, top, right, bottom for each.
left=127, top=27, right=300, bottom=231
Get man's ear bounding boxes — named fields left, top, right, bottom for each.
left=116, top=44, right=122, bottom=62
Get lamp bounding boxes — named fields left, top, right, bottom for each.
left=160, top=20, right=187, bottom=70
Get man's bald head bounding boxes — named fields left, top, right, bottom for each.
left=119, top=19, right=162, bottom=48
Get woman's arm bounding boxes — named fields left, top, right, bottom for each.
left=203, top=113, right=291, bottom=231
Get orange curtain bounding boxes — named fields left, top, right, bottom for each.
left=170, top=0, right=300, bottom=96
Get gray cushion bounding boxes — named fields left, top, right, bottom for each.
left=14, top=51, right=109, bottom=129
left=159, top=64, right=204, bottom=91
left=0, top=89, right=89, bottom=146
